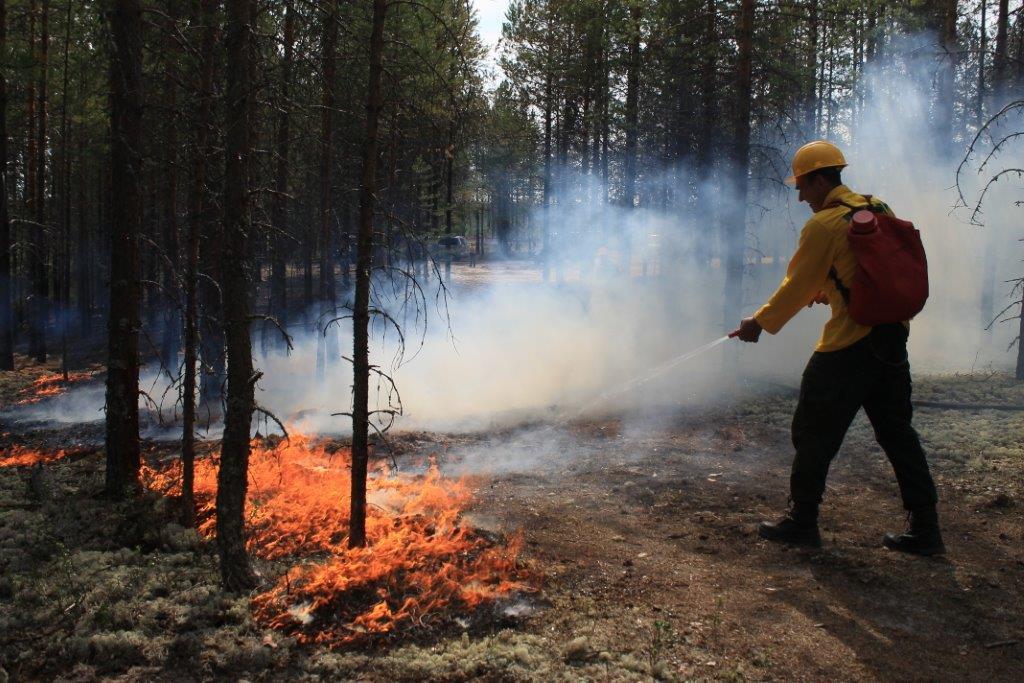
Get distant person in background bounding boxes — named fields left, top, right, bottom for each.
left=731, top=140, right=943, bottom=556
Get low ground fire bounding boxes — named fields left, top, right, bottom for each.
left=0, top=445, right=67, bottom=467
left=14, top=371, right=96, bottom=406
left=141, top=433, right=531, bottom=646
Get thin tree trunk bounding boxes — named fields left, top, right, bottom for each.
left=76, top=132, right=89, bottom=338
left=26, top=1, right=37, bottom=280
left=865, top=7, right=878, bottom=63
left=977, top=0, right=987, bottom=127
left=806, top=0, right=818, bottom=136
left=58, top=0, right=70, bottom=377
left=724, top=0, right=753, bottom=332
left=182, top=0, right=217, bottom=528
left=216, top=0, right=258, bottom=591
left=350, top=0, right=388, bottom=550
left=31, top=0, right=50, bottom=363
left=992, top=0, right=1009, bottom=97
left=695, top=0, right=717, bottom=267
left=160, top=0, right=182, bottom=376
left=444, top=121, right=454, bottom=282
left=198, top=5, right=224, bottom=407
left=317, top=0, right=339, bottom=378
left=981, top=0, right=1010, bottom=334
left=542, top=73, right=552, bottom=281
left=622, top=2, right=641, bottom=274
left=268, top=0, right=293, bottom=350
left=0, top=0, right=12, bottom=370
left=105, top=0, right=143, bottom=498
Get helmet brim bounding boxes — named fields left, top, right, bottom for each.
left=785, top=163, right=847, bottom=187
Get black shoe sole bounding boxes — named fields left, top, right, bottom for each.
left=758, top=523, right=822, bottom=548
left=883, top=537, right=946, bottom=556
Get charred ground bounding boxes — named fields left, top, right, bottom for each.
left=0, top=362, right=1021, bottom=681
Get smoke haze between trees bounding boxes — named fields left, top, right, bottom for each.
left=12, top=43, right=1023, bottom=450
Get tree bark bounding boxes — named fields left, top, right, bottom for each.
left=542, top=72, right=552, bottom=281
left=58, top=0, right=71, bottom=377
left=76, top=130, right=90, bottom=338
left=198, top=4, right=224, bottom=406
left=30, top=0, right=50, bottom=363
left=160, top=0, right=182, bottom=376
left=182, top=0, right=217, bottom=527
left=268, top=0, right=293, bottom=350
left=805, top=0, right=818, bottom=137
left=444, top=121, right=454, bottom=282
left=934, top=0, right=958, bottom=155
left=216, top=0, right=258, bottom=591
left=317, top=0, right=339, bottom=378
left=992, top=0, right=1009, bottom=97
left=0, top=0, right=12, bottom=370
left=350, top=0, right=388, bottom=550
left=981, top=0, right=1009, bottom=333
left=105, top=0, right=143, bottom=498
left=622, top=1, right=641, bottom=274
left=694, top=0, right=717, bottom=267
left=724, top=0, right=753, bottom=332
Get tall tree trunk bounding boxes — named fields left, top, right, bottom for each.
left=622, top=1, right=641, bottom=274
left=542, top=73, right=552, bottom=281
left=724, top=0, right=753, bottom=332
left=981, top=0, right=1010, bottom=334
left=30, top=0, right=50, bottom=363
left=866, top=7, right=878, bottom=63
left=694, top=0, right=717, bottom=267
left=58, top=0, right=70, bottom=377
left=317, top=0, right=339, bottom=378
left=935, top=0, right=958, bottom=155
left=992, top=0, right=1009, bottom=98
left=0, top=0, right=12, bottom=370
left=76, top=133, right=89, bottom=337
left=198, top=5, right=224, bottom=406
left=444, top=121, right=454, bottom=282
left=268, top=0, right=293, bottom=350
left=182, top=0, right=217, bottom=527
left=105, top=0, right=143, bottom=498
left=160, top=0, right=182, bottom=376
left=216, top=0, right=258, bottom=591
left=805, top=0, right=818, bottom=136
left=26, top=2, right=37, bottom=260
left=977, top=0, right=987, bottom=127
left=350, top=0, right=388, bottom=550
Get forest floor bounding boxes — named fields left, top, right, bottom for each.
left=0, top=357, right=1022, bottom=681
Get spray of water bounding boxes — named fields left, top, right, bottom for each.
left=571, top=335, right=733, bottom=419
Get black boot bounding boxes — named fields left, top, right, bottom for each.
left=758, top=502, right=822, bottom=548
left=884, top=506, right=945, bottom=556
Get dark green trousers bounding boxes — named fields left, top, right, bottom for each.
left=790, top=324, right=938, bottom=510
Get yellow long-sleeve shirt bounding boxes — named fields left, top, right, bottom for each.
left=754, top=185, right=895, bottom=352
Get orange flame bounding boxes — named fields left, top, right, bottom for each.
left=15, top=371, right=95, bottom=405
left=0, top=445, right=67, bottom=467
left=143, top=432, right=531, bottom=645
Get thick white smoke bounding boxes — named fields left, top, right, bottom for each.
left=13, top=39, right=1023, bottom=442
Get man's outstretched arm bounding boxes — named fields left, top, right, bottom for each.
left=733, top=219, right=833, bottom=342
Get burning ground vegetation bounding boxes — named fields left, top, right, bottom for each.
left=0, top=359, right=100, bottom=408
left=0, top=368, right=1023, bottom=680
left=0, top=435, right=541, bottom=678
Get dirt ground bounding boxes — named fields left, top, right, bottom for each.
left=0, top=359, right=1021, bottom=681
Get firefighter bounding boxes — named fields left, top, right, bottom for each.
left=732, top=140, right=943, bottom=555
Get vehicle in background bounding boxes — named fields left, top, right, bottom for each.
left=432, top=235, right=469, bottom=259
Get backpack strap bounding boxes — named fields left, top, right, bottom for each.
left=823, top=193, right=875, bottom=305
left=828, top=266, right=851, bottom=305
left=824, top=193, right=878, bottom=214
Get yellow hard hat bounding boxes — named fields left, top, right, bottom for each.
left=785, top=140, right=847, bottom=185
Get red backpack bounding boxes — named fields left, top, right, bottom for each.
left=826, top=196, right=929, bottom=327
